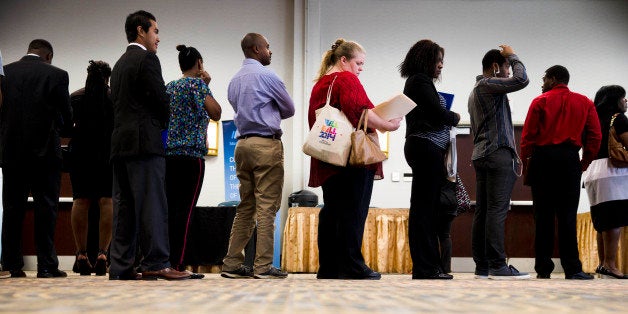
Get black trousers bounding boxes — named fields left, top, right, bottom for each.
left=165, top=156, right=205, bottom=270
left=471, top=148, right=517, bottom=271
left=1, top=156, right=61, bottom=271
left=404, top=137, right=446, bottom=276
left=109, top=155, right=170, bottom=276
left=530, top=144, right=583, bottom=276
left=318, top=167, right=374, bottom=278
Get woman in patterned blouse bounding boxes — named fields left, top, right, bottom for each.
left=165, top=45, right=221, bottom=275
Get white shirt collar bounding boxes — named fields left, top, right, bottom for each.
left=26, top=53, right=41, bottom=58
left=128, top=43, right=147, bottom=50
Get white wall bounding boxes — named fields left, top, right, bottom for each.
left=1, top=0, right=627, bottom=211
left=304, top=0, right=628, bottom=209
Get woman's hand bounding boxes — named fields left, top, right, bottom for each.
left=199, top=70, right=211, bottom=85
left=367, top=109, right=403, bottom=132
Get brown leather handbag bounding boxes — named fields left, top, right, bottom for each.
left=608, top=113, right=628, bottom=167
left=349, top=109, right=387, bottom=166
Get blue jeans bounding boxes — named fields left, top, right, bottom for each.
left=471, top=148, right=517, bottom=270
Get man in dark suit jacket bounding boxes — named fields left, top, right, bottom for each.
left=0, top=39, right=71, bottom=278
left=108, top=10, right=189, bottom=280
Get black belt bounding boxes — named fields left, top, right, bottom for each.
left=238, top=133, right=281, bottom=140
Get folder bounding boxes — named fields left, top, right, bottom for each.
left=372, top=94, right=417, bottom=120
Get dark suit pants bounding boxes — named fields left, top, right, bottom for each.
left=110, top=155, right=170, bottom=276
left=1, top=156, right=61, bottom=272
left=318, top=167, right=374, bottom=278
left=404, top=137, right=446, bottom=276
left=530, top=144, right=583, bottom=277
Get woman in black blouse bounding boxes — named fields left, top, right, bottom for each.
left=399, top=40, right=460, bottom=279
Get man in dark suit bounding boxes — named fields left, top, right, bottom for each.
left=0, top=39, right=71, bottom=278
left=108, top=10, right=189, bottom=280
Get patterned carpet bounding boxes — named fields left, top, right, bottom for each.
left=1, top=272, right=626, bottom=313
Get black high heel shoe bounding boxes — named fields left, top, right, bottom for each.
left=93, top=250, right=108, bottom=276
left=76, top=252, right=93, bottom=276
left=598, top=266, right=628, bottom=279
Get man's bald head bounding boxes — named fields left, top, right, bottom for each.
left=240, top=33, right=271, bottom=66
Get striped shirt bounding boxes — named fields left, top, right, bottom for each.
left=414, top=94, right=450, bottom=150
left=468, top=54, right=529, bottom=160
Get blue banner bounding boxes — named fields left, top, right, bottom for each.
left=222, top=120, right=240, bottom=202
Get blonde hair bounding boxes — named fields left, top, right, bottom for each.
left=315, top=38, right=365, bottom=81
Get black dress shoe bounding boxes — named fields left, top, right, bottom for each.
left=37, top=269, right=68, bottom=278
left=109, top=272, right=142, bottom=280
left=338, top=270, right=381, bottom=280
left=536, top=273, right=551, bottom=279
left=316, top=273, right=339, bottom=279
left=10, top=270, right=26, bottom=278
left=183, top=270, right=204, bottom=279
left=413, top=272, right=453, bottom=280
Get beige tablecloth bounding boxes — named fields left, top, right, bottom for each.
left=282, top=207, right=627, bottom=274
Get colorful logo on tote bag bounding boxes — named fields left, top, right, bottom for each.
left=319, top=119, right=338, bottom=141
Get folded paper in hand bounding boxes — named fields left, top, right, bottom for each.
left=372, top=94, right=417, bottom=120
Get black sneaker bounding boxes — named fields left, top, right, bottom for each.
left=488, top=265, right=530, bottom=280
left=254, top=267, right=288, bottom=279
left=565, top=271, right=594, bottom=280
left=221, top=265, right=253, bottom=279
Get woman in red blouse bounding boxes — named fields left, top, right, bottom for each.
left=308, top=38, right=401, bottom=280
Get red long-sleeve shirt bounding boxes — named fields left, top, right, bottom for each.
left=521, top=84, right=601, bottom=170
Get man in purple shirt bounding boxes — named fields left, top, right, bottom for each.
left=222, top=33, right=294, bottom=279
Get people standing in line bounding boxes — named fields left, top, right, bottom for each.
left=521, top=65, right=601, bottom=280
left=308, top=39, right=401, bottom=280
left=69, top=60, right=114, bottom=276
left=399, top=39, right=460, bottom=279
left=165, top=45, right=221, bottom=278
left=221, top=33, right=294, bottom=279
left=584, top=85, right=628, bottom=279
left=468, top=45, right=530, bottom=280
left=108, top=10, right=190, bottom=281
left=0, top=39, right=72, bottom=278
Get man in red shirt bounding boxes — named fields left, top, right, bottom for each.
left=521, top=65, right=601, bottom=280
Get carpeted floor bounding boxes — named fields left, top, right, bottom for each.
left=1, top=272, right=626, bottom=313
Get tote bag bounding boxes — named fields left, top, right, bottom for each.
left=302, top=76, right=353, bottom=166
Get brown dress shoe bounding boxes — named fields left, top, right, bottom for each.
left=142, top=267, right=191, bottom=280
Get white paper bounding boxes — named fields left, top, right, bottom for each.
left=372, top=94, right=417, bottom=120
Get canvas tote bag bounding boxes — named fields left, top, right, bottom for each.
left=302, top=76, right=353, bottom=166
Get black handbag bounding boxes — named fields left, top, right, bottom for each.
left=439, top=179, right=458, bottom=217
